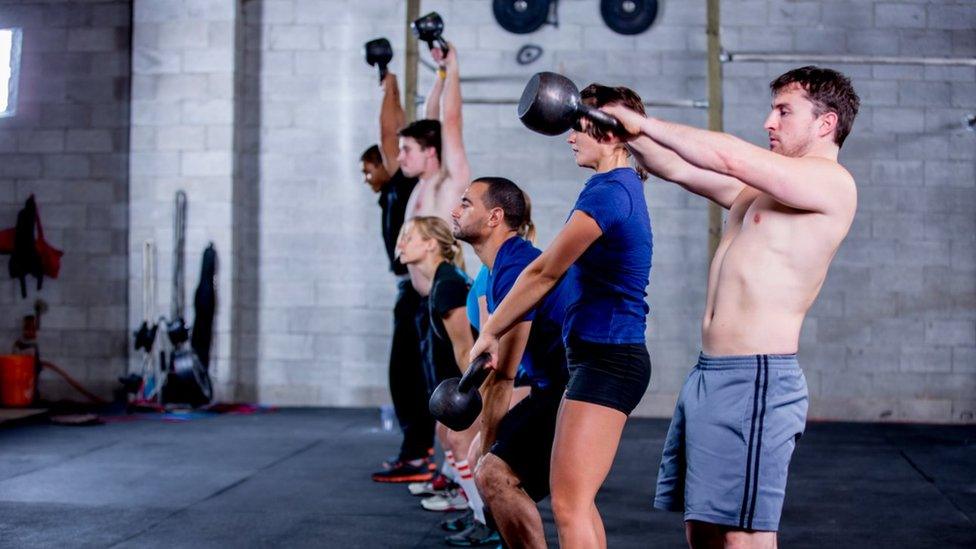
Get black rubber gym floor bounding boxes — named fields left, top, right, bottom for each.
left=0, top=408, right=973, bottom=548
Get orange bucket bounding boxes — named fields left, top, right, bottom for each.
left=0, top=355, right=36, bottom=407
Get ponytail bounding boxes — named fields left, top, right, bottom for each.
left=518, top=189, right=537, bottom=243
left=447, top=240, right=466, bottom=271
left=634, top=164, right=649, bottom=182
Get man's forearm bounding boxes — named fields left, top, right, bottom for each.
left=380, top=79, right=402, bottom=136
left=480, top=375, right=513, bottom=455
left=442, top=63, right=461, bottom=126
left=425, top=75, right=444, bottom=120
left=640, top=117, right=743, bottom=177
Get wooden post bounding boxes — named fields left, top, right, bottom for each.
left=404, top=0, right=421, bottom=122
left=706, top=0, right=724, bottom=259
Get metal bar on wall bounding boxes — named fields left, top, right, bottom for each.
left=706, top=0, right=724, bottom=260
left=722, top=51, right=976, bottom=67
left=459, top=97, right=709, bottom=109
left=404, top=0, right=421, bottom=122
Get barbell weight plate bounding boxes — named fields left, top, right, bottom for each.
left=600, top=0, right=659, bottom=36
left=493, top=0, right=551, bottom=35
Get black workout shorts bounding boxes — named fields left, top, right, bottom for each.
left=489, top=386, right=563, bottom=502
left=564, top=335, right=651, bottom=415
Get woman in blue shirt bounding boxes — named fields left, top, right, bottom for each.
left=471, top=85, right=652, bottom=548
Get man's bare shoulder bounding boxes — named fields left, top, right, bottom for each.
left=786, top=155, right=857, bottom=216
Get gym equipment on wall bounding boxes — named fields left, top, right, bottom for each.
left=493, top=0, right=552, bottom=34
left=600, top=0, right=659, bottom=35
left=162, top=191, right=212, bottom=407
left=516, top=44, right=544, bottom=65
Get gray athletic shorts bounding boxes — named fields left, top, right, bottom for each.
left=654, top=353, right=808, bottom=532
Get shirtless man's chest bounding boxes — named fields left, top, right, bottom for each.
left=407, top=173, right=461, bottom=224
left=702, top=189, right=844, bottom=355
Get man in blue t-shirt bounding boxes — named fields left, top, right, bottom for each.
left=452, top=176, right=573, bottom=549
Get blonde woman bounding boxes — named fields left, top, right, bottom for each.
left=396, top=217, right=488, bottom=524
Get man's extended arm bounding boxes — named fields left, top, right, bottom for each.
left=435, top=45, right=471, bottom=187
left=627, top=134, right=746, bottom=209
left=425, top=70, right=444, bottom=121
left=480, top=321, right=530, bottom=455
left=379, top=73, right=405, bottom=175
left=605, top=105, right=852, bottom=214
left=470, top=211, right=602, bottom=366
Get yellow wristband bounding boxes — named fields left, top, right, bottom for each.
left=437, top=68, right=447, bottom=79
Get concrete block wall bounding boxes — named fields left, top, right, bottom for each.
left=119, top=0, right=973, bottom=422
left=128, top=0, right=239, bottom=400
left=0, top=0, right=130, bottom=400
left=215, top=0, right=975, bottom=421
left=236, top=0, right=713, bottom=409
left=722, top=0, right=976, bottom=422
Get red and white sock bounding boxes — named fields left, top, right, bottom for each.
left=442, top=450, right=458, bottom=482
left=454, top=459, right=486, bottom=524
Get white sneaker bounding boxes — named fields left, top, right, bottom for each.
left=408, top=481, right=434, bottom=496
left=420, top=489, right=468, bottom=512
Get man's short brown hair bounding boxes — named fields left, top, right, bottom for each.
left=398, top=119, right=441, bottom=162
left=770, top=66, right=860, bottom=147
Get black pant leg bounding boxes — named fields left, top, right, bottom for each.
left=389, top=279, right=435, bottom=461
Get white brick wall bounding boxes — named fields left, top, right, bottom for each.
left=128, top=0, right=238, bottom=401
left=0, top=0, right=955, bottom=421
left=0, top=0, right=131, bottom=401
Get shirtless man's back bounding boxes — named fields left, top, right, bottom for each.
left=608, top=65, right=860, bottom=547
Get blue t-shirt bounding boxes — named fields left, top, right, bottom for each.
left=564, top=167, right=652, bottom=344
left=487, top=236, right=571, bottom=390
left=466, top=265, right=489, bottom=331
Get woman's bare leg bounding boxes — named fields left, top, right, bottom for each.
left=549, top=398, right=627, bottom=549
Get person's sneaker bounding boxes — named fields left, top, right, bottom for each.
left=407, top=480, right=434, bottom=496
left=383, top=447, right=434, bottom=470
left=420, top=489, right=468, bottom=512
left=408, top=474, right=455, bottom=496
left=380, top=454, right=400, bottom=470
left=440, top=509, right=474, bottom=532
left=444, top=521, right=501, bottom=547
left=372, top=460, right=433, bottom=483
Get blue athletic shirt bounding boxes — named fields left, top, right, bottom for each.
left=565, top=167, right=652, bottom=344
left=487, top=236, right=571, bottom=390
left=466, top=264, right=489, bottom=331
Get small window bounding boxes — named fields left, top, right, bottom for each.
left=0, top=28, right=22, bottom=118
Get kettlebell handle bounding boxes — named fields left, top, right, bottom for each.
left=457, top=353, right=492, bottom=393
left=579, top=104, right=623, bottom=135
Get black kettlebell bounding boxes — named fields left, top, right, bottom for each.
left=364, top=38, right=393, bottom=83
left=517, top=71, right=622, bottom=136
left=412, top=11, right=449, bottom=54
left=429, top=353, right=492, bottom=431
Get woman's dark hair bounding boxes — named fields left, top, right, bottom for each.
left=579, top=84, right=648, bottom=181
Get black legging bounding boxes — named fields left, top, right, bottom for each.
left=389, top=279, right=435, bottom=461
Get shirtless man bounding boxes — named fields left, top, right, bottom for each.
left=396, top=44, right=469, bottom=233
left=605, top=66, right=860, bottom=547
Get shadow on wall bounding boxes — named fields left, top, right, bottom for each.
left=231, top=0, right=261, bottom=402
